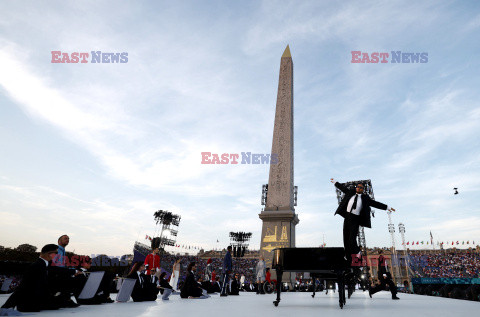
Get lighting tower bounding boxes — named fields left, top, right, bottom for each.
left=387, top=211, right=400, bottom=284
left=153, top=210, right=181, bottom=250
left=229, top=232, right=252, bottom=257
left=398, top=223, right=412, bottom=291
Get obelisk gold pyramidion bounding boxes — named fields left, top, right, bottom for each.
left=259, top=45, right=299, bottom=281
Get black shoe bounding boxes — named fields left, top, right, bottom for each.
left=392, top=296, right=400, bottom=300
left=369, top=289, right=372, bottom=298
left=104, top=298, right=114, bottom=303
left=220, top=294, right=228, bottom=297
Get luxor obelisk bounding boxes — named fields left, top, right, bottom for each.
left=259, top=45, right=299, bottom=279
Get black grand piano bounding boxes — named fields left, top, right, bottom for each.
left=271, top=247, right=348, bottom=309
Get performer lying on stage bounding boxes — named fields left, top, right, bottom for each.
left=330, top=178, right=395, bottom=265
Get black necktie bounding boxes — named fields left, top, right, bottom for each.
left=351, top=194, right=358, bottom=212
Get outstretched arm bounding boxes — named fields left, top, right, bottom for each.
left=330, top=178, right=349, bottom=193
left=370, top=199, right=396, bottom=212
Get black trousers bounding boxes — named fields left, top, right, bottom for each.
left=220, top=272, right=230, bottom=295
left=370, top=276, right=397, bottom=297
left=343, top=213, right=361, bottom=263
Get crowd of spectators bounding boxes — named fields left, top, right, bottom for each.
left=0, top=275, right=20, bottom=293
left=409, top=251, right=480, bottom=278
left=159, top=253, right=258, bottom=285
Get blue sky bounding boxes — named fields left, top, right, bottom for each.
left=1, top=0, right=480, bottom=256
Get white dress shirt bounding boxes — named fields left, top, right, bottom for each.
left=137, top=271, right=144, bottom=286
left=347, top=194, right=363, bottom=215
left=40, top=257, right=49, bottom=267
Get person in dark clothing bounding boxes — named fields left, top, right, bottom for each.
left=229, top=274, right=240, bottom=295
left=180, top=262, right=206, bottom=299
left=126, top=262, right=157, bottom=302
left=211, top=276, right=221, bottom=293
left=72, top=259, right=114, bottom=304
left=331, top=178, right=395, bottom=265
left=158, top=272, right=173, bottom=300
left=197, top=276, right=213, bottom=294
left=145, top=269, right=160, bottom=297
left=220, top=246, right=233, bottom=297
left=369, top=250, right=400, bottom=300
left=1, top=244, right=63, bottom=312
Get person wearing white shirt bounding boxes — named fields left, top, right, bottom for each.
left=331, top=178, right=395, bottom=266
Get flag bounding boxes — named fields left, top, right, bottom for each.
left=452, top=242, right=454, bottom=245
left=416, top=241, right=419, bottom=245
left=462, top=241, right=465, bottom=245
left=407, top=242, right=409, bottom=245
left=456, top=241, right=459, bottom=245
left=430, top=231, right=433, bottom=244
left=217, top=239, right=219, bottom=243
left=145, top=235, right=148, bottom=240
left=467, top=241, right=470, bottom=244
left=421, top=241, right=424, bottom=244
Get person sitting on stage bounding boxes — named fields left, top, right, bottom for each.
left=126, top=262, right=157, bottom=302
left=159, top=272, right=173, bottom=300
left=1, top=244, right=63, bottom=312
left=211, top=276, right=221, bottom=293
left=145, top=268, right=160, bottom=298
left=48, top=234, right=81, bottom=308
left=72, top=258, right=114, bottom=304
left=240, top=274, right=245, bottom=290
left=330, top=178, right=395, bottom=266
left=229, top=274, right=240, bottom=295
left=369, top=250, right=400, bottom=300
left=180, top=262, right=209, bottom=299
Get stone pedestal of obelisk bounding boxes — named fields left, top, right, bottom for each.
left=259, top=45, right=299, bottom=283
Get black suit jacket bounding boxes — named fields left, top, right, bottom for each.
left=180, top=271, right=203, bottom=298
left=126, top=272, right=156, bottom=302
left=2, top=258, right=54, bottom=311
left=334, top=182, right=387, bottom=228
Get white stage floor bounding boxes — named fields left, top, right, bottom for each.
left=1, top=291, right=478, bottom=316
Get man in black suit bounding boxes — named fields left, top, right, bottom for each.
left=331, top=178, right=395, bottom=266
left=72, top=259, right=114, bottom=304
left=369, top=250, right=399, bottom=300
left=126, top=262, right=157, bottom=302
left=211, top=276, right=221, bottom=293
left=180, top=262, right=206, bottom=298
left=229, top=274, right=240, bottom=295
left=1, top=244, right=62, bottom=312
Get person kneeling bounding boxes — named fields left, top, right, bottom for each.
left=126, top=262, right=157, bottom=302
left=180, top=262, right=209, bottom=299
left=1, top=244, right=63, bottom=312
left=158, top=272, right=173, bottom=300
